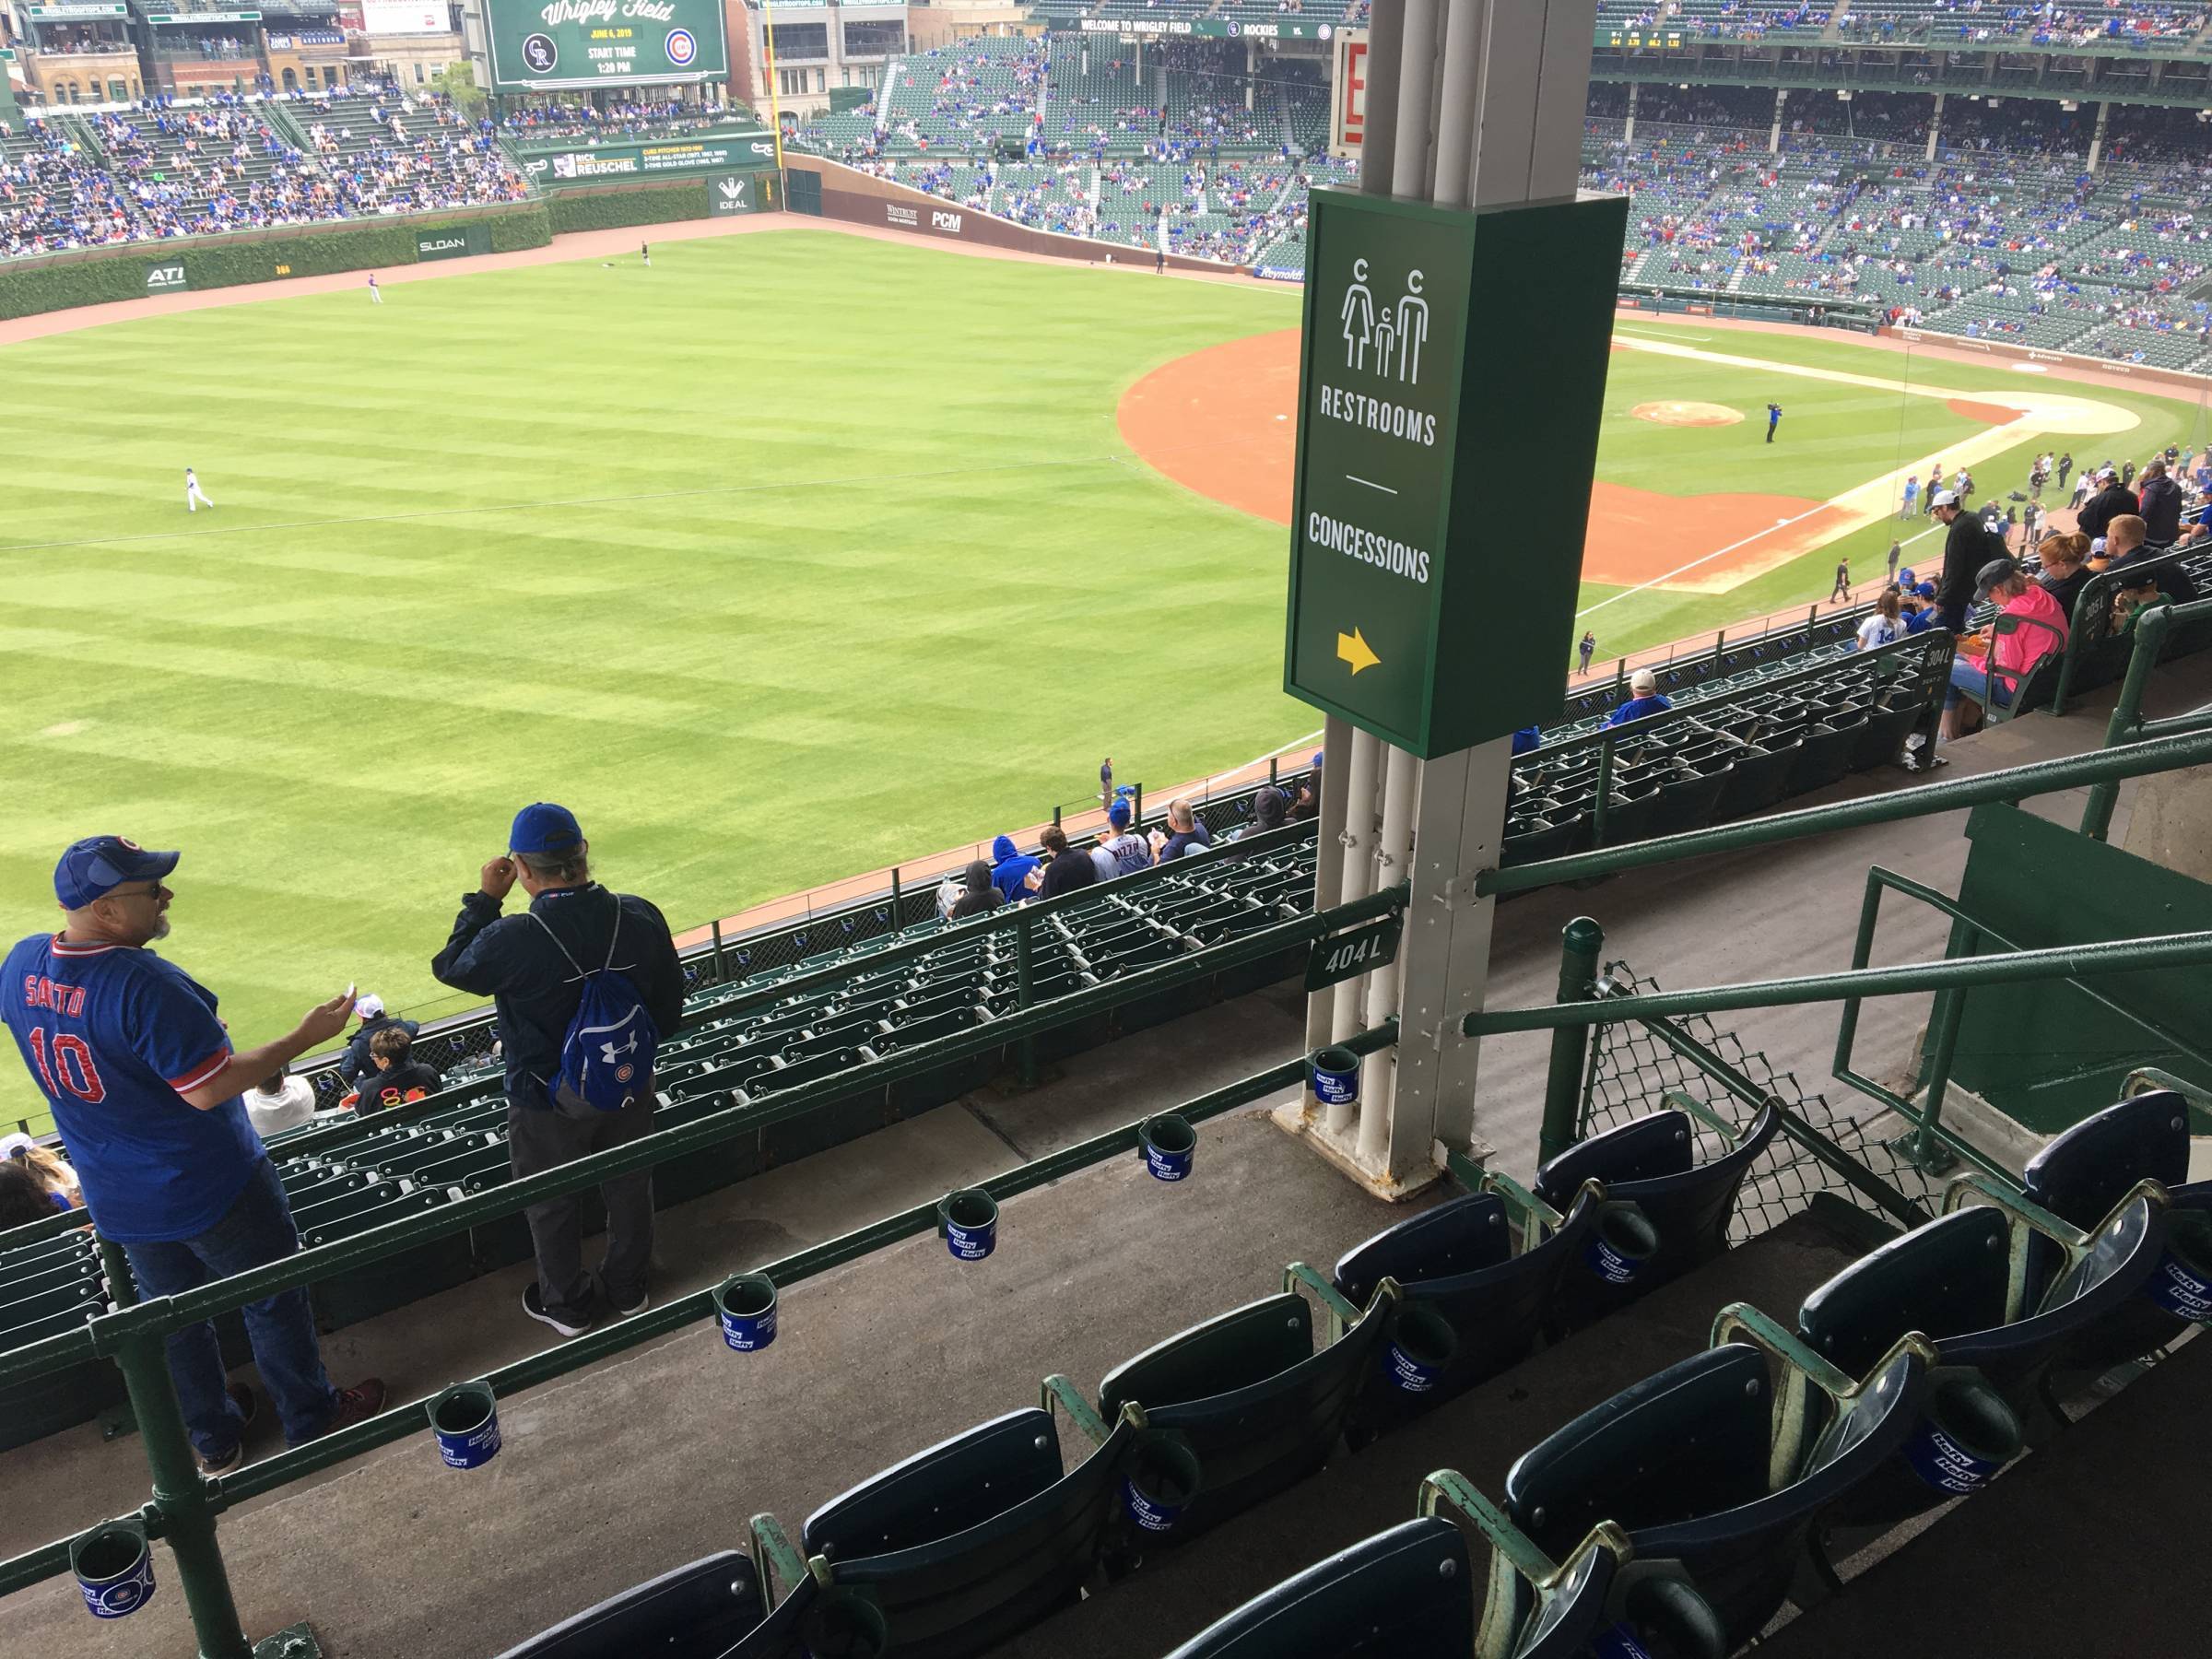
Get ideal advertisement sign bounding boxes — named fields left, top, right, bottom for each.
left=484, top=0, right=729, bottom=93
left=516, top=131, right=774, bottom=181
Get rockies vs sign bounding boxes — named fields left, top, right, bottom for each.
left=484, top=0, right=729, bottom=92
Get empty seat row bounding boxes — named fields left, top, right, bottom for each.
left=492, top=1087, right=2204, bottom=1657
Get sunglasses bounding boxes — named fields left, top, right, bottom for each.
left=102, top=883, right=169, bottom=901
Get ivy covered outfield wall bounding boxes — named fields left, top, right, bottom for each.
left=0, top=199, right=562, bottom=322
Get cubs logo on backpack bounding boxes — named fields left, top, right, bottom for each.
left=531, top=906, right=660, bottom=1113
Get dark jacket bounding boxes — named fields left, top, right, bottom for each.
left=431, top=883, right=685, bottom=1112
left=1154, top=820, right=1214, bottom=863
left=337, top=1014, right=420, bottom=1086
left=2039, top=566, right=2093, bottom=623
left=948, top=860, right=1001, bottom=921
left=2075, top=484, right=2138, bottom=542
left=353, top=1061, right=444, bottom=1113
left=2136, top=475, right=2183, bottom=544
left=2101, top=547, right=2198, bottom=606
left=1035, top=848, right=1099, bottom=900
left=1938, top=512, right=2005, bottom=608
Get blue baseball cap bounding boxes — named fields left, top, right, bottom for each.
left=55, top=836, right=180, bottom=910
left=1108, top=798, right=1132, bottom=829
left=510, top=803, right=583, bottom=855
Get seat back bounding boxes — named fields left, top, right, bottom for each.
left=1534, top=1104, right=1779, bottom=1329
left=1160, top=1517, right=1472, bottom=1658
left=1798, top=1207, right=2011, bottom=1380
left=2019, top=1090, right=2194, bottom=1313
left=1334, top=1191, right=1598, bottom=1438
left=493, top=1552, right=767, bottom=1659
left=1100, top=1291, right=1388, bottom=1537
left=804, top=1409, right=1131, bottom=1657
left=1509, top=1343, right=1925, bottom=1648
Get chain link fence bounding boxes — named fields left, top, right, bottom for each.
left=1579, top=961, right=1943, bottom=1243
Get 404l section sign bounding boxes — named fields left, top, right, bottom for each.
left=1304, top=912, right=1403, bottom=993
left=1282, top=188, right=1626, bottom=759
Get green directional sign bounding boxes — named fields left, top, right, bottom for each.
left=1283, top=189, right=1627, bottom=759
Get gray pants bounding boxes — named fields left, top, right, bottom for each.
left=506, top=1093, right=656, bottom=1324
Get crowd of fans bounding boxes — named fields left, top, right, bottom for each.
left=0, top=81, right=530, bottom=255
left=492, top=99, right=741, bottom=144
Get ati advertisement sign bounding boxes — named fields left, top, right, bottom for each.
left=1283, top=189, right=1624, bottom=758
left=415, top=223, right=489, bottom=260
left=145, top=260, right=190, bottom=293
left=518, top=131, right=773, bottom=181
left=709, top=171, right=776, bottom=215
left=484, top=0, right=729, bottom=93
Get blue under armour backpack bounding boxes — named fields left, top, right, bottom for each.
left=532, top=905, right=659, bottom=1113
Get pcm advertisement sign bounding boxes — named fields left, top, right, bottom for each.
left=484, top=0, right=729, bottom=93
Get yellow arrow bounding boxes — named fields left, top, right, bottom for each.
left=1336, top=629, right=1380, bottom=675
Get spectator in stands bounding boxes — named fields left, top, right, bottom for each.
left=1149, top=799, right=1213, bottom=863
left=336, top=993, right=418, bottom=1089
left=2076, top=467, right=2139, bottom=542
left=988, top=834, right=1041, bottom=903
left=1228, top=787, right=1288, bottom=841
left=1942, top=558, right=2069, bottom=741
left=0, top=836, right=383, bottom=1474
left=0, top=1130, right=81, bottom=1211
left=430, top=804, right=684, bottom=1339
left=1096, top=799, right=1154, bottom=876
left=1899, top=583, right=1939, bottom=634
left=2136, top=460, right=2183, bottom=547
left=353, top=1026, right=443, bottom=1114
left=1931, top=489, right=2000, bottom=633
left=1028, top=824, right=1099, bottom=899
left=2098, top=514, right=2199, bottom=604
left=2035, top=532, right=2096, bottom=622
left=1605, top=667, right=1673, bottom=726
left=2112, top=571, right=2168, bottom=639
left=245, top=1065, right=317, bottom=1138
left=1856, top=588, right=1903, bottom=651
left=947, top=860, right=1002, bottom=921
left=0, top=1162, right=59, bottom=1230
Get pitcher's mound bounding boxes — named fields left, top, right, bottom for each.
left=1632, top=400, right=1743, bottom=428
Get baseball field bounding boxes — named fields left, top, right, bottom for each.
left=2, top=224, right=2206, bottom=1131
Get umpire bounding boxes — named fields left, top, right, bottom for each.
left=431, top=804, right=684, bottom=1338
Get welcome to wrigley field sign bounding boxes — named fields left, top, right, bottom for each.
left=1281, top=188, right=1627, bottom=759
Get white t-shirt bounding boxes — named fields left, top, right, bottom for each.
left=1857, top=614, right=1901, bottom=651
left=246, top=1075, right=318, bottom=1137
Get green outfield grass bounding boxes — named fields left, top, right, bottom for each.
left=0, top=228, right=2206, bottom=1133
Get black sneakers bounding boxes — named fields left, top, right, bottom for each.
left=523, top=1281, right=595, bottom=1338
left=196, top=1382, right=260, bottom=1477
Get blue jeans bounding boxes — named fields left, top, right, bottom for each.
left=122, top=1157, right=337, bottom=1461
left=1945, top=653, right=2016, bottom=711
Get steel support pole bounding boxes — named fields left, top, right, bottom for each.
left=1357, top=744, right=1421, bottom=1166
left=1328, top=728, right=1384, bottom=1112
left=109, top=1331, right=253, bottom=1659
left=1302, top=718, right=1355, bottom=1098
left=1537, top=917, right=1606, bottom=1165
left=1014, top=908, right=1038, bottom=1088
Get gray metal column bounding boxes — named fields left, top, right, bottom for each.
left=1290, top=0, right=1601, bottom=1196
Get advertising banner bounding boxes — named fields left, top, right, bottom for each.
left=513, top=130, right=775, bottom=182
left=484, top=0, right=730, bottom=93
left=1330, top=29, right=1366, bottom=159
left=709, top=171, right=777, bottom=215
left=145, top=260, right=191, bottom=293
left=360, top=0, right=448, bottom=33
left=1073, top=16, right=1335, bottom=40
left=415, top=222, right=489, bottom=260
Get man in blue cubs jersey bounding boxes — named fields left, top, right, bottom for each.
left=1, top=837, right=386, bottom=1475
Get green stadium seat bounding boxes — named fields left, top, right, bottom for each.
left=1712, top=739, right=1803, bottom=819
left=489, top=1551, right=770, bottom=1658
left=1533, top=1101, right=1780, bottom=1332
left=1785, top=717, right=1866, bottom=794
left=794, top=1406, right=1139, bottom=1655
left=1506, top=1339, right=1928, bottom=1648
left=1159, top=1516, right=1475, bottom=1657
left=1331, top=1182, right=1601, bottom=1441
left=1062, top=1283, right=1389, bottom=1543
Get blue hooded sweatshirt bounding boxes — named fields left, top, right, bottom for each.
left=990, top=834, right=1041, bottom=903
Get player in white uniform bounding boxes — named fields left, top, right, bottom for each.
left=368, top=274, right=382, bottom=305
left=184, top=468, right=214, bottom=512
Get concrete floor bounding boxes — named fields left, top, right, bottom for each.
left=6, top=653, right=2207, bottom=1657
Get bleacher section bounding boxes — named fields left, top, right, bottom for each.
left=480, top=1073, right=2208, bottom=1658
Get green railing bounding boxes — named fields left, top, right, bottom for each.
left=2080, top=596, right=2212, bottom=841
left=2048, top=546, right=2210, bottom=717
left=0, top=877, right=1403, bottom=1655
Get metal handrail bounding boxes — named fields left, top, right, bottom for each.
left=1477, top=727, right=2212, bottom=898
left=0, top=877, right=1405, bottom=1386
left=2080, top=595, right=2212, bottom=840
left=0, top=1020, right=1401, bottom=1633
